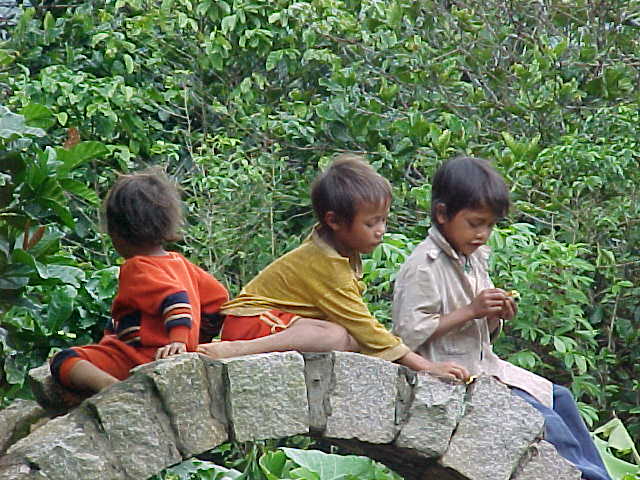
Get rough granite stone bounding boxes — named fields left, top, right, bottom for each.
left=0, top=399, right=47, bottom=455
left=395, top=373, right=466, bottom=457
left=441, top=376, right=545, bottom=480
left=512, top=440, right=582, bottom=480
left=394, top=367, right=417, bottom=427
left=133, top=353, right=228, bottom=457
left=302, top=352, right=334, bottom=432
left=86, top=375, right=181, bottom=480
left=27, top=363, right=86, bottom=413
left=324, top=352, right=398, bottom=443
left=222, top=351, right=309, bottom=442
left=0, top=459, right=45, bottom=480
left=201, top=356, right=229, bottom=422
left=3, top=352, right=577, bottom=480
left=4, top=408, right=123, bottom=480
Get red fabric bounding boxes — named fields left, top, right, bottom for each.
left=111, top=252, right=228, bottom=350
left=58, top=335, right=145, bottom=387
left=221, top=310, right=299, bottom=341
left=57, top=252, right=228, bottom=386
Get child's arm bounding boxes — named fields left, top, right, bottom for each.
left=195, top=266, right=230, bottom=342
left=394, top=262, right=513, bottom=347
left=396, top=350, right=469, bottom=381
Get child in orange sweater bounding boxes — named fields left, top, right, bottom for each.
left=50, top=169, right=228, bottom=393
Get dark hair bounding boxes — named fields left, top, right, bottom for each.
left=431, top=156, right=510, bottom=221
left=311, top=153, right=392, bottom=226
left=103, top=168, right=183, bottom=247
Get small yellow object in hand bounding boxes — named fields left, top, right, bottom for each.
left=466, top=375, right=479, bottom=385
left=506, top=289, right=520, bottom=301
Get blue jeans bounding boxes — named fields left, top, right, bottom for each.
left=512, top=385, right=611, bottom=480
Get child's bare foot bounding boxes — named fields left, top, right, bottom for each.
left=197, top=340, right=244, bottom=359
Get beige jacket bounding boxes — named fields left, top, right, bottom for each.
left=392, top=226, right=553, bottom=407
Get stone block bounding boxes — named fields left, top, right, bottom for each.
left=4, top=409, right=123, bottom=480
left=133, top=353, right=228, bottom=457
left=324, top=352, right=398, bottom=444
left=512, top=440, right=581, bottom=480
left=395, top=373, right=466, bottom=457
left=302, top=352, right=334, bottom=432
left=27, top=363, right=87, bottom=413
left=201, top=356, right=228, bottom=422
left=86, top=375, right=181, bottom=480
left=219, top=351, right=309, bottom=442
left=441, top=376, right=544, bottom=480
left=0, top=458, right=45, bottom=480
left=394, top=367, right=417, bottom=426
left=0, top=399, right=47, bottom=455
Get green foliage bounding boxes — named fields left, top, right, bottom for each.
left=362, top=233, right=418, bottom=327
left=592, top=418, right=640, bottom=480
left=156, top=458, right=242, bottom=480
left=1, top=0, right=639, bottom=446
left=153, top=443, right=401, bottom=480
left=0, top=104, right=113, bottom=405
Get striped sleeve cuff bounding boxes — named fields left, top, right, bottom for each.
left=161, top=291, right=193, bottom=331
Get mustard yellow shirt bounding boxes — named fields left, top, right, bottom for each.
left=221, top=228, right=410, bottom=361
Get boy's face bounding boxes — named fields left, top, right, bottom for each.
left=436, top=204, right=497, bottom=256
left=329, top=200, right=389, bottom=255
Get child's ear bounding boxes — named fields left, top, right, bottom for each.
left=324, top=211, right=343, bottom=232
left=435, top=203, right=448, bottom=225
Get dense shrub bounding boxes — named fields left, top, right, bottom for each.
left=0, top=0, right=638, bottom=441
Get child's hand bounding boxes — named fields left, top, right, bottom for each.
left=426, top=361, right=470, bottom=382
left=471, top=288, right=510, bottom=318
left=155, top=341, right=186, bottom=360
left=500, top=291, right=518, bottom=320
left=397, top=351, right=469, bottom=381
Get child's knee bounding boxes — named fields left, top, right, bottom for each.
left=553, top=384, right=574, bottom=403
left=553, top=384, right=579, bottom=412
left=323, top=322, right=357, bottom=351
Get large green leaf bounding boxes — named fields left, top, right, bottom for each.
left=593, top=436, right=640, bottom=480
left=43, top=265, right=85, bottom=287
left=20, top=104, right=56, bottom=129
left=259, top=450, right=296, bottom=480
left=162, top=458, right=242, bottom=479
left=84, top=266, right=119, bottom=302
left=593, top=418, right=640, bottom=466
left=281, top=448, right=386, bottom=480
left=56, top=141, right=109, bottom=176
left=0, top=106, right=46, bottom=139
left=59, top=178, right=100, bottom=205
left=0, top=273, right=30, bottom=290
left=45, top=285, right=77, bottom=334
left=3, top=353, right=31, bottom=386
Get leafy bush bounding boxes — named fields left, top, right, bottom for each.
left=1, top=0, right=638, bottom=441
left=0, top=105, right=113, bottom=405
left=154, top=444, right=401, bottom=480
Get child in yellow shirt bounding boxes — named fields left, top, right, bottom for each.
left=198, top=154, right=468, bottom=379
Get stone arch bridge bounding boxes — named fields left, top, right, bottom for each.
left=0, top=351, right=581, bottom=480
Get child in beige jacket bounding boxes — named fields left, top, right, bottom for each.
left=393, top=156, right=610, bottom=480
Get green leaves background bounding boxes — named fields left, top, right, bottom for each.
left=1, top=0, right=639, bottom=464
